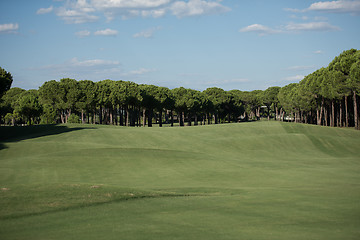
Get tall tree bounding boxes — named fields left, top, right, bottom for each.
left=110, top=81, right=127, bottom=126
left=349, top=60, right=360, bottom=129
left=38, top=80, right=62, bottom=123
left=172, top=87, right=189, bottom=126
left=329, top=49, right=360, bottom=128
left=228, top=90, right=245, bottom=122
left=0, top=67, right=13, bottom=97
left=0, top=87, right=25, bottom=125
left=263, top=87, right=280, bottom=120
left=16, top=90, right=43, bottom=125
left=141, top=84, right=158, bottom=127
left=154, top=87, right=173, bottom=127
left=96, top=80, right=114, bottom=124
left=77, top=80, right=97, bottom=124
left=203, top=87, right=227, bottom=124
left=124, top=81, right=142, bottom=126
left=58, top=78, right=79, bottom=123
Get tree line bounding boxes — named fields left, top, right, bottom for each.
left=0, top=49, right=359, bottom=129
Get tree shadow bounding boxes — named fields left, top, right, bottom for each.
left=0, top=124, right=94, bottom=150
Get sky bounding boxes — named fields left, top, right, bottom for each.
left=0, top=0, right=360, bottom=91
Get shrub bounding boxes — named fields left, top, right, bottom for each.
left=67, top=114, right=80, bottom=124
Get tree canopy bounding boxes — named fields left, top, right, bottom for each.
left=1, top=49, right=360, bottom=129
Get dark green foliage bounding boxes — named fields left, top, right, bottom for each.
left=278, top=49, right=360, bottom=128
left=0, top=67, right=13, bottom=97
left=16, top=90, right=43, bottom=125
left=67, top=113, right=81, bottom=123
left=1, top=50, right=359, bottom=129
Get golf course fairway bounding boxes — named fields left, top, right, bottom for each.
left=1, top=121, right=360, bottom=240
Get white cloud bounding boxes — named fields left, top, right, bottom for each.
left=285, top=21, right=340, bottom=31
left=314, top=50, right=324, bottom=54
left=75, top=30, right=91, bottom=37
left=308, top=0, right=360, bottom=14
left=56, top=7, right=99, bottom=24
left=37, top=57, right=120, bottom=70
left=91, top=0, right=171, bottom=9
left=0, top=23, right=19, bottom=34
left=124, top=68, right=156, bottom=76
left=170, top=0, right=231, bottom=18
left=94, top=28, right=118, bottom=36
left=285, top=0, right=360, bottom=15
left=133, top=26, right=161, bottom=38
left=240, top=21, right=340, bottom=36
left=83, top=0, right=172, bottom=20
left=283, top=8, right=306, bottom=13
left=69, top=57, right=120, bottom=67
left=141, top=9, right=167, bottom=18
left=239, top=24, right=282, bottom=36
left=31, top=57, right=122, bottom=80
left=287, top=65, right=315, bottom=71
left=284, top=75, right=304, bottom=82
left=36, top=6, right=54, bottom=14
left=40, top=0, right=231, bottom=22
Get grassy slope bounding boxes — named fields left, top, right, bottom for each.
left=0, top=121, right=360, bottom=240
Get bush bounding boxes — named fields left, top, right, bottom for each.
left=4, top=113, right=13, bottom=125
left=67, top=114, right=80, bottom=124
left=40, top=105, right=57, bottom=124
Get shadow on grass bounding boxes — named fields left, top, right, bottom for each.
left=0, top=124, right=93, bottom=150
left=0, top=193, right=197, bottom=220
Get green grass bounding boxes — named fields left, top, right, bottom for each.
left=1, top=121, right=360, bottom=239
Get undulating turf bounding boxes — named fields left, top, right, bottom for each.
left=1, top=121, right=360, bottom=239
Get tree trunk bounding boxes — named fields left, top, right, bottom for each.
left=187, top=113, right=192, bottom=126
left=319, top=99, right=324, bottom=126
left=142, top=108, right=146, bottom=127
left=324, top=107, right=328, bottom=126
left=159, top=109, right=163, bottom=127
left=60, top=113, right=65, bottom=124
left=116, top=107, right=119, bottom=125
left=110, top=109, right=113, bottom=125
left=179, top=111, right=184, bottom=126
left=339, top=100, right=343, bottom=127
left=316, top=107, right=320, bottom=125
left=118, top=107, right=122, bottom=126
left=131, top=106, right=136, bottom=127
left=345, top=95, right=349, bottom=127
left=354, top=91, right=358, bottom=130
left=194, top=114, right=198, bottom=126
left=170, top=110, right=174, bottom=127
left=81, top=110, right=84, bottom=124
left=125, top=106, right=129, bottom=127
left=99, top=107, right=103, bottom=124
left=165, top=110, right=169, bottom=124
left=138, top=107, right=141, bottom=127
left=331, top=100, right=335, bottom=127
left=148, top=109, right=153, bottom=127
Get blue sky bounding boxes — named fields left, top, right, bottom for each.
left=1, top=0, right=359, bottom=91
